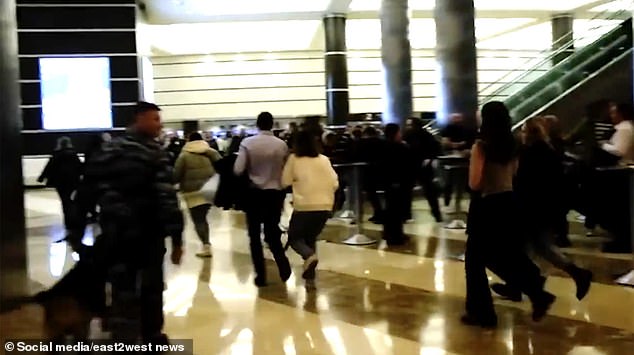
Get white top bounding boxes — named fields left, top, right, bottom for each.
left=602, top=120, right=634, bottom=164
left=234, top=131, right=288, bottom=190
left=282, top=154, right=339, bottom=211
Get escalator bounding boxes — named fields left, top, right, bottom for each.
left=503, top=18, right=633, bottom=130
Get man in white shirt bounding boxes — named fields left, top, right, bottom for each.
left=234, top=112, right=291, bottom=287
left=602, top=103, right=634, bottom=164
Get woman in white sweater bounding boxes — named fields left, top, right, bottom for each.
left=282, top=130, right=339, bottom=289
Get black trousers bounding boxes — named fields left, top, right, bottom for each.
left=465, top=192, right=545, bottom=319
left=245, top=188, right=290, bottom=282
left=189, top=204, right=211, bottom=245
left=405, top=166, right=442, bottom=222
left=56, top=186, right=74, bottom=229
left=108, top=260, right=164, bottom=342
left=383, top=184, right=407, bottom=243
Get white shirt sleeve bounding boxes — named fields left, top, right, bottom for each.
left=602, top=123, right=634, bottom=157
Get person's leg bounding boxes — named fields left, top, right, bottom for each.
left=189, top=204, right=211, bottom=246
left=246, top=189, right=266, bottom=286
left=463, top=233, right=497, bottom=327
left=383, top=186, right=405, bottom=245
left=262, top=190, right=291, bottom=282
left=421, top=168, right=442, bottom=222
left=443, top=167, right=454, bottom=207
left=140, top=262, right=166, bottom=344
left=287, top=212, right=314, bottom=260
left=532, top=230, right=592, bottom=300
left=57, top=187, right=73, bottom=229
left=366, top=184, right=384, bottom=221
left=289, top=211, right=330, bottom=280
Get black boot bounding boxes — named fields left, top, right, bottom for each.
left=530, top=291, right=556, bottom=322
left=567, top=265, right=593, bottom=300
left=490, top=283, right=522, bottom=302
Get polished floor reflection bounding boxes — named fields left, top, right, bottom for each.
left=1, top=190, right=633, bottom=355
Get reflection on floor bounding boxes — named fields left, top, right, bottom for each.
left=1, top=189, right=633, bottom=355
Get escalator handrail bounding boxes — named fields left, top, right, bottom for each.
left=511, top=47, right=634, bottom=131
left=482, top=10, right=632, bottom=104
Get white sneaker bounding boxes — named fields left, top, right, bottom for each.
left=196, top=244, right=212, bottom=258
left=302, top=254, right=319, bottom=279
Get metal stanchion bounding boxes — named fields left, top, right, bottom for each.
left=615, top=166, right=634, bottom=287
left=334, top=162, right=377, bottom=246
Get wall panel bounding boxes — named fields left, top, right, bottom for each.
left=17, top=0, right=139, bottom=155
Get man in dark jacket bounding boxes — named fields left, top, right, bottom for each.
left=403, top=117, right=443, bottom=222
left=356, top=126, right=387, bottom=223
left=380, top=124, right=416, bottom=245
left=38, top=136, right=82, bottom=230
left=68, top=101, right=184, bottom=344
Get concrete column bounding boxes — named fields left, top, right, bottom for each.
left=380, top=0, right=412, bottom=126
left=434, top=0, right=478, bottom=129
left=324, top=15, right=349, bottom=126
left=552, top=14, right=575, bottom=65
left=1, top=0, right=28, bottom=309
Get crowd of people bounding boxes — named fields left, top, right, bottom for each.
left=33, top=99, right=633, bottom=343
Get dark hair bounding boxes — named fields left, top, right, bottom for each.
left=134, top=101, right=160, bottom=116
left=256, top=112, right=274, bottom=130
left=384, top=123, right=400, bottom=141
left=129, top=101, right=160, bottom=125
left=408, top=117, right=423, bottom=131
left=293, top=130, right=319, bottom=158
left=363, top=126, right=378, bottom=138
left=616, top=103, right=634, bottom=121
left=479, top=101, right=517, bottom=164
left=188, top=132, right=203, bottom=141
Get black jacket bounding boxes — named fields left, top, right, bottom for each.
left=39, top=148, right=82, bottom=190
left=69, top=131, right=184, bottom=264
left=379, top=140, right=417, bottom=188
left=515, top=141, right=565, bottom=229
left=213, top=154, right=249, bottom=211
left=403, top=128, right=441, bottom=165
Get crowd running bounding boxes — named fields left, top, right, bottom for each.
left=34, top=98, right=633, bottom=342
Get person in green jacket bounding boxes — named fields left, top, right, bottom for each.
left=174, top=132, right=222, bottom=257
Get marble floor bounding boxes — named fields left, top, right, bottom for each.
left=1, top=189, right=633, bottom=354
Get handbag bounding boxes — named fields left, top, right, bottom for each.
left=200, top=174, right=220, bottom=204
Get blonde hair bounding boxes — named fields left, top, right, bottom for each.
left=522, top=116, right=550, bottom=146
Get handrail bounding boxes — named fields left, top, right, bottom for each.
left=481, top=3, right=633, bottom=103
left=511, top=47, right=634, bottom=131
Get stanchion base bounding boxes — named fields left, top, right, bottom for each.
left=615, top=270, right=634, bottom=287
left=337, top=210, right=355, bottom=219
left=444, top=219, right=467, bottom=230
left=342, top=234, right=377, bottom=246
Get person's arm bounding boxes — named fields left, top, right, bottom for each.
left=38, top=157, right=53, bottom=183
left=469, top=142, right=485, bottom=191
left=155, top=151, right=185, bottom=262
left=233, top=142, right=248, bottom=176
left=173, top=153, right=185, bottom=184
left=281, top=154, right=295, bottom=188
left=210, top=149, right=222, bottom=163
left=602, top=126, right=633, bottom=157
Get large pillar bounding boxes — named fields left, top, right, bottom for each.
left=434, top=0, right=478, bottom=129
left=324, top=14, right=349, bottom=126
left=552, top=14, right=575, bottom=65
left=380, top=0, right=412, bottom=126
left=1, top=0, right=28, bottom=309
